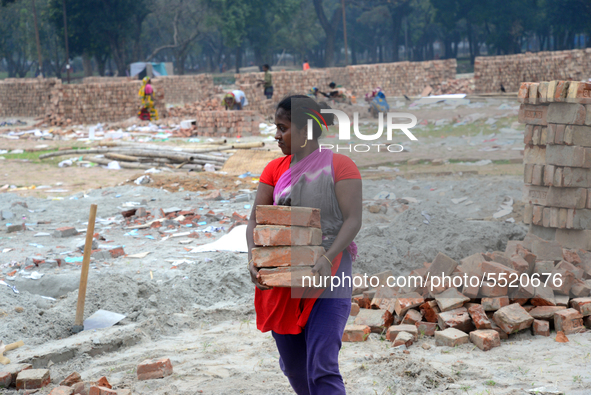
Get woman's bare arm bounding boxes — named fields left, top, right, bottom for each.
left=312, top=178, right=363, bottom=278
left=247, top=182, right=275, bottom=290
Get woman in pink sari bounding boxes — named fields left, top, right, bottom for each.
left=247, top=95, right=362, bottom=394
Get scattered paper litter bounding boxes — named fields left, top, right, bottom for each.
left=189, top=225, right=248, bottom=253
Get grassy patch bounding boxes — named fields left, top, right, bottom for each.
left=1, top=147, right=89, bottom=163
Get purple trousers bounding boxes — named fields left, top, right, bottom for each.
left=272, top=251, right=352, bottom=395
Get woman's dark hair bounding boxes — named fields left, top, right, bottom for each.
left=276, top=95, right=334, bottom=140
left=329, top=82, right=336, bottom=89
left=263, top=64, right=270, bottom=70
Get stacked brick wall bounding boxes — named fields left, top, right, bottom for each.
left=0, top=78, right=61, bottom=117
left=474, top=49, right=591, bottom=94
left=235, top=59, right=457, bottom=115
left=519, top=80, right=591, bottom=250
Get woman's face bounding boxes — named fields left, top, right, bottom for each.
left=275, top=108, right=292, bottom=155
left=275, top=108, right=307, bottom=156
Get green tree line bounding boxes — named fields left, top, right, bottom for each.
left=1, top=0, right=590, bottom=78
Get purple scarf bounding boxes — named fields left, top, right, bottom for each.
left=274, top=149, right=357, bottom=261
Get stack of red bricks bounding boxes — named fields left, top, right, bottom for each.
left=235, top=59, right=457, bottom=116
left=519, top=81, right=591, bottom=250
left=252, top=205, right=326, bottom=287
left=343, top=244, right=591, bottom=351
left=474, top=49, right=591, bottom=93
left=0, top=78, right=59, bottom=117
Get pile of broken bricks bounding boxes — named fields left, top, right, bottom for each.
left=252, top=205, right=325, bottom=287
left=343, top=240, right=591, bottom=351
left=0, top=357, right=172, bottom=393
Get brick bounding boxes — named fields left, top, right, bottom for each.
left=562, top=167, right=591, bottom=187
left=370, top=285, right=399, bottom=312
left=342, top=325, right=370, bottom=342
left=570, top=279, right=591, bottom=298
left=419, top=300, right=440, bottom=323
left=533, top=205, right=543, bottom=226
left=509, top=281, right=535, bottom=301
left=350, top=302, right=360, bottom=316
left=532, top=165, right=544, bottom=185
left=529, top=305, right=566, bottom=320
left=258, top=266, right=318, bottom=287
left=538, top=82, right=549, bottom=104
left=556, top=260, right=584, bottom=279
left=255, top=205, right=321, bottom=228
left=137, top=357, right=173, bottom=381
left=554, top=308, right=585, bottom=334
left=401, top=309, right=422, bottom=325
left=252, top=246, right=325, bottom=267
left=52, top=226, right=78, bottom=237
left=7, top=224, right=24, bottom=233
left=435, top=328, right=470, bottom=347
left=534, top=260, right=555, bottom=276
left=554, top=124, right=566, bottom=144
left=415, top=321, right=437, bottom=336
left=528, top=82, right=540, bottom=104
left=1, top=364, right=31, bottom=387
left=426, top=252, right=458, bottom=279
left=486, top=251, right=513, bottom=268
left=50, top=387, right=75, bottom=395
left=253, top=225, right=322, bottom=246
left=570, top=297, right=591, bottom=316
left=437, top=307, right=474, bottom=333
left=59, top=372, right=82, bottom=386
left=493, top=303, right=534, bottom=334
left=543, top=165, right=555, bottom=186
left=16, top=369, right=50, bottom=390
left=518, top=82, right=530, bottom=103
left=509, top=254, right=529, bottom=274
left=480, top=280, right=508, bottom=297
left=469, top=330, right=500, bottom=351
left=518, top=104, right=548, bottom=125
left=563, top=249, right=582, bottom=264
left=549, top=267, right=575, bottom=295
left=481, top=297, right=510, bottom=312
left=554, top=167, right=564, bottom=186
left=394, top=292, right=424, bottom=316
left=434, top=288, right=470, bottom=312
left=524, top=163, right=534, bottom=183
left=531, top=239, right=563, bottom=261
left=532, top=125, right=541, bottom=145
left=468, top=304, right=493, bottom=329
left=524, top=124, right=534, bottom=145
left=531, top=285, right=556, bottom=306
left=546, top=187, right=587, bottom=209
left=386, top=324, right=419, bottom=342
left=372, top=270, right=396, bottom=287
left=532, top=319, right=550, bottom=336
left=89, top=386, right=117, bottom=395
left=546, top=145, right=591, bottom=168
left=353, top=309, right=394, bottom=333
left=547, top=102, right=586, bottom=125
left=522, top=185, right=550, bottom=206
left=0, top=372, right=10, bottom=389
left=108, top=247, right=125, bottom=258
left=555, top=294, right=570, bottom=306
left=459, top=253, right=487, bottom=274
left=523, top=146, right=546, bottom=165
left=554, top=81, right=570, bottom=102
left=392, top=331, right=415, bottom=348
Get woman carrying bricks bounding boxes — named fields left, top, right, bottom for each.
left=247, top=95, right=362, bottom=394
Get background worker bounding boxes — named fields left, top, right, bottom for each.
left=257, top=64, right=274, bottom=99
left=303, top=59, right=310, bottom=71
left=138, top=76, right=159, bottom=120
left=222, top=90, right=248, bottom=110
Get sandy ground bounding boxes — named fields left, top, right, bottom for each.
left=1, top=97, right=589, bottom=395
